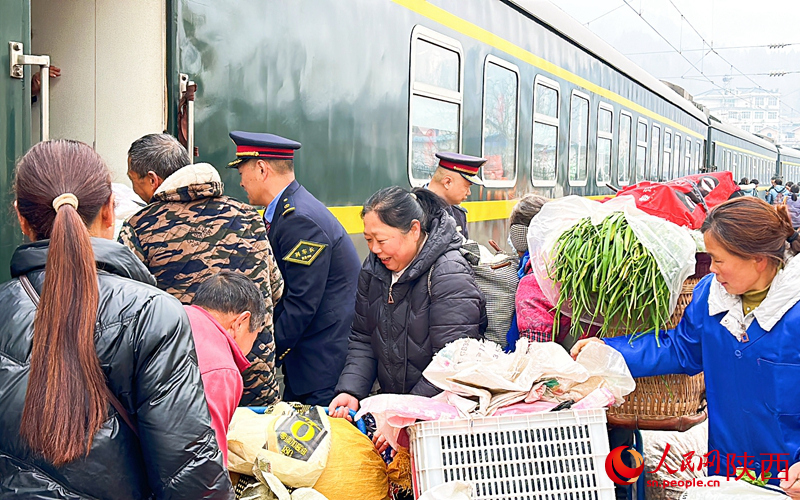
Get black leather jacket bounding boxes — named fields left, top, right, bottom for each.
left=0, top=239, right=233, bottom=499
left=335, top=213, right=486, bottom=399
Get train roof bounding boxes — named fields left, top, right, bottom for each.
left=777, top=145, right=800, bottom=161
left=506, top=0, right=708, bottom=124
left=708, top=117, right=779, bottom=153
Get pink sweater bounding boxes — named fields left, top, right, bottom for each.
left=184, top=305, right=251, bottom=464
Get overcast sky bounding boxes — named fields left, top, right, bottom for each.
left=548, top=0, right=800, bottom=124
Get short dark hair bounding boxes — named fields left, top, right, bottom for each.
left=752, top=178, right=760, bottom=185
left=775, top=178, right=784, bottom=186
left=192, top=271, right=266, bottom=332
left=361, top=186, right=446, bottom=234
left=242, top=158, right=293, bottom=174
left=128, top=133, right=190, bottom=180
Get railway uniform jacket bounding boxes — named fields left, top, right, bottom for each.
left=0, top=238, right=233, bottom=499
left=335, top=212, right=487, bottom=399
left=268, top=180, right=361, bottom=396
left=447, top=204, right=469, bottom=239
left=119, top=163, right=283, bottom=406
left=605, top=256, right=800, bottom=482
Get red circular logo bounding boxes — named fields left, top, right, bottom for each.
left=605, top=445, right=645, bottom=485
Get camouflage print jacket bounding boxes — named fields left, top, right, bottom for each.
left=119, top=163, right=284, bottom=406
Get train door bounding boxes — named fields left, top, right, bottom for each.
left=29, top=0, right=167, bottom=181
left=1, top=0, right=32, bottom=281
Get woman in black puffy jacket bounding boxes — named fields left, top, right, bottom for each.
left=330, top=187, right=486, bottom=449
left=0, top=140, right=232, bottom=499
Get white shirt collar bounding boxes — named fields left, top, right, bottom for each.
left=708, top=253, right=800, bottom=339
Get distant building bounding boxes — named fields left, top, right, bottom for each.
left=694, top=87, right=800, bottom=149
left=695, top=87, right=781, bottom=134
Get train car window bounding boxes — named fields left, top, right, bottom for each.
left=532, top=76, right=560, bottom=186
left=568, top=92, right=590, bottom=185
left=636, top=119, right=648, bottom=182
left=685, top=138, right=692, bottom=176
left=481, top=57, right=519, bottom=186
left=596, top=104, right=613, bottom=186
left=649, top=124, right=661, bottom=181
left=711, top=142, right=718, bottom=170
left=415, top=40, right=459, bottom=91
left=663, top=130, right=672, bottom=181
left=726, top=151, right=731, bottom=171
left=697, top=141, right=704, bottom=174
left=674, top=134, right=682, bottom=180
left=618, top=112, right=633, bottom=185
left=408, top=27, right=464, bottom=185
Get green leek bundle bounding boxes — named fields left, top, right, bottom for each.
left=550, top=212, right=671, bottom=340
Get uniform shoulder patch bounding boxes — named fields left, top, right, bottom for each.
left=283, top=240, right=327, bottom=265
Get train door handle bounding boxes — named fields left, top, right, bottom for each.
left=9, top=41, right=51, bottom=141
left=179, top=73, right=197, bottom=162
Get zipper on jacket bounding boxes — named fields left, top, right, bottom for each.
left=388, top=283, right=394, bottom=304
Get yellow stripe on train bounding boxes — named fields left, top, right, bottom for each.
left=327, top=199, right=519, bottom=234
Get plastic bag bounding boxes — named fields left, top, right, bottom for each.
left=227, top=403, right=332, bottom=488
left=355, top=394, right=459, bottom=450
left=679, top=477, right=786, bottom=499
left=528, top=195, right=696, bottom=324
left=111, top=183, right=145, bottom=239
left=645, top=421, right=707, bottom=500
left=417, top=481, right=473, bottom=500
left=574, top=341, right=636, bottom=405
left=422, top=338, right=546, bottom=415
left=616, top=172, right=739, bottom=230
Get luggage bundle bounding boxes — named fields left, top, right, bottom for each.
left=228, top=402, right=390, bottom=500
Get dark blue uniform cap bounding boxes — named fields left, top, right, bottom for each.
left=435, top=152, right=486, bottom=185
left=228, top=131, right=301, bottom=167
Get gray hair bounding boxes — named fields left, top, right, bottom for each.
left=509, top=194, right=548, bottom=227
left=191, top=271, right=267, bottom=332
left=127, top=133, right=190, bottom=180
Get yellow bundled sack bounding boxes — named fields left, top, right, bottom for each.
left=313, top=417, right=389, bottom=500
left=227, top=403, right=332, bottom=488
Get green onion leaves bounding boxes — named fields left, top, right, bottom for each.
left=550, top=213, right=671, bottom=341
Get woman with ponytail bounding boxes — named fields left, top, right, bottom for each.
left=572, top=197, right=800, bottom=497
left=0, top=140, right=233, bottom=498
left=330, top=186, right=486, bottom=452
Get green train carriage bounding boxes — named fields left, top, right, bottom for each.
left=0, top=0, right=785, bottom=280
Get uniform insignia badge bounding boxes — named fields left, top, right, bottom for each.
left=283, top=240, right=327, bottom=265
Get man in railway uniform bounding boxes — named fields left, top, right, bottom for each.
left=229, top=131, right=361, bottom=406
left=119, top=133, right=284, bottom=406
left=425, top=152, right=485, bottom=239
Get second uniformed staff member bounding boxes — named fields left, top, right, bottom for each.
left=425, top=152, right=486, bottom=239
left=230, top=131, right=361, bottom=406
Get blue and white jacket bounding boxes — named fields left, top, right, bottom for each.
left=606, top=255, right=800, bottom=480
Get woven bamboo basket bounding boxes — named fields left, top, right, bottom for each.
left=606, top=254, right=710, bottom=431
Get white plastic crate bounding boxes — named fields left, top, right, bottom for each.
left=408, top=408, right=615, bottom=500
